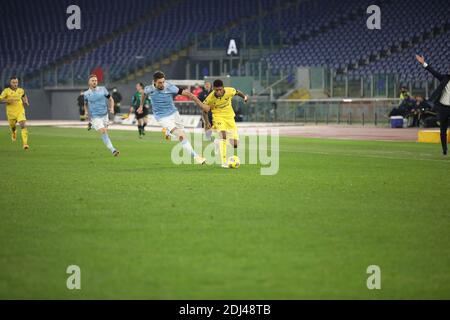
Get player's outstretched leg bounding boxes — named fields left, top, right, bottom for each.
left=9, top=119, right=17, bottom=142
left=142, top=118, right=147, bottom=135
left=205, top=129, right=213, bottom=141
left=230, top=139, right=239, bottom=154
left=100, top=128, right=119, bottom=156
left=137, top=119, right=143, bottom=138
left=173, top=128, right=205, bottom=165
left=219, top=131, right=228, bottom=168
left=439, top=116, right=448, bottom=155
left=162, top=127, right=175, bottom=141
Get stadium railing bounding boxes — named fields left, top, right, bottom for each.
left=172, top=98, right=400, bottom=126
left=237, top=98, right=401, bottom=126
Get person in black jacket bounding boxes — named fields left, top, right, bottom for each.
left=111, top=87, right=123, bottom=115
left=416, top=55, right=450, bottom=155
left=198, top=82, right=213, bottom=140
left=77, top=91, right=85, bottom=121
left=408, top=95, right=431, bottom=128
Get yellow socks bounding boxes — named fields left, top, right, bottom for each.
left=220, top=139, right=227, bottom=164
left=21, top=128, right=28, bottom=146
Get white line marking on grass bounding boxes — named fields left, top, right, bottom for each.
left=280, top=148, right=450, bottom=163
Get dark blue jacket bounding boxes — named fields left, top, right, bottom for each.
left=425, top=65, right=450, bottom=104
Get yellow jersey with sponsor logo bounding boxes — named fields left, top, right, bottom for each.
left=204, top=87, right=237, bottom=119
left=0, top=87, right=26, bottom=117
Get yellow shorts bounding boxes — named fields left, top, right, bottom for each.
left=7, top=110, right=27, bottom=125
left=212, top=116, right=239, bottom=140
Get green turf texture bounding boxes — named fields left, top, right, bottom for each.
left=0, top=126, right=449, bottom=299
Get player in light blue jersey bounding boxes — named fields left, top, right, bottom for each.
left=84, top=74, right=120, bottom=157
left=138, top=71, right=205, bottom=164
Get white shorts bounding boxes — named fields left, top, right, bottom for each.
left=91, top=115, right=109, bottom=131
left=157, top=111, right=184, bottom=133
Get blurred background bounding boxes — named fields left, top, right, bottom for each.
left=1, top=0, right=449, bottom=125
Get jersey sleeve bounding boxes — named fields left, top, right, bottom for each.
left=204, top=92, right=214, bottom=106
left=226, top=87, right=237, bottom=98
left=167, top=83, right=180, bottom=96
left=0, top=89, right=8, bottom=100
left=103, top=87, right=110, bottom=98
left=144, top=86, right=152, bottom=95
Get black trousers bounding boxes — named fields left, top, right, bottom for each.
left=436, top=103, right=450, bottom=153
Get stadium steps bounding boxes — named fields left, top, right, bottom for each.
left=347, top=22, right=450, bottom=74
left=117, top=0, right=302, bottom=83
left=282, top=88, right=312, bottom=100
left=25, top=0, right=182, bottom=82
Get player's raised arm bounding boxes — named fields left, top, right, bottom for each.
left=235, top=90, right=249, bottom=103
left=416, top=55, right=445, bottom=81
left=415, top=54, right=425, bottom=65
left=184, top=90, right=211, bottom=112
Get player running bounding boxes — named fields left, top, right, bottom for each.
left=0, top=76, right=30, bottom=150
left=185, top=79, right=248, bottom=168
left=83, top=74, right=120, bottom=157
left=130, top=82, right=151, bottom=138
left=138, top=71, right=206, bottom=165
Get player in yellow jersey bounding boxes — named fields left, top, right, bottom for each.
left=0, top=76, right=30, bottom=149
left=187, top=79, right=248, bottom=168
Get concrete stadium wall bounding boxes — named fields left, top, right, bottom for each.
left=1, top=71, right=247, bottom=120
left=0, top=90, right=51, bottom=120
left=13, top=87, right=135, bottom=121
left=0, top=83, right=145, bottom=120
left=50, top=90, right=84, bottom=120
left=48, top=87, right=137, bottom=120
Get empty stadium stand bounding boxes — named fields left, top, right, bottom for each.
left=265, top=0, right=449, bottom=78
left=0, top=0, right=169, bottom=82
left=1, top=0, right=448, bottom=95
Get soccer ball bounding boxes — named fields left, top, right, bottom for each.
left=228, top=155, right=240, bottom=169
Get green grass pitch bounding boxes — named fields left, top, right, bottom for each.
left=0, top=126, right=449, bottom=299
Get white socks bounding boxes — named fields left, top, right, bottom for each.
left=181, top=139, right=198, bottom=158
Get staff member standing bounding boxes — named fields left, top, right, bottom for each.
left=198, top=82, right=213, bottom=139
left=416, top=55, right=450, bottom=155
left=130, top=83, right=151, bottom=138
left=77, top=91, right=86, bottom=121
